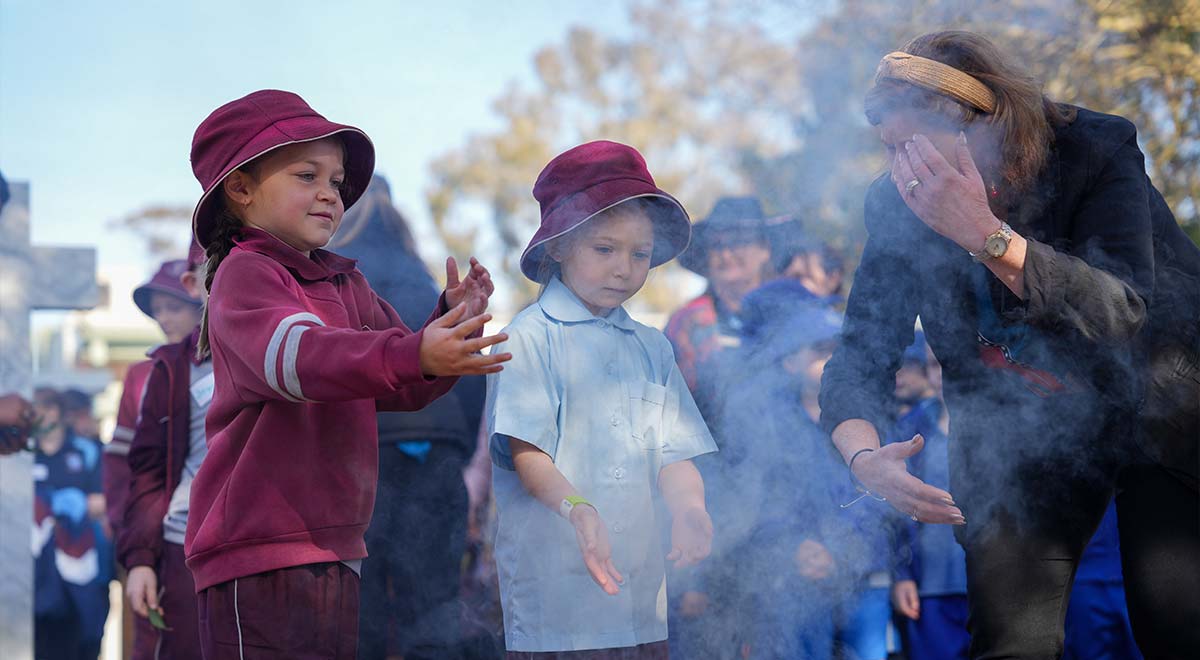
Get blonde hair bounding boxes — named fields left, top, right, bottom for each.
left=533, top=198, right=658, bottom=293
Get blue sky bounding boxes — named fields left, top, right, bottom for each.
left=0, top=0, right=628, bottom=275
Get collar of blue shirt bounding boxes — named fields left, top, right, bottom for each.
left=538, top=277, right=639, bottom=331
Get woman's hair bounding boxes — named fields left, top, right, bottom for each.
left=196, top=197, right=246, bottom=359
left=865, top=30, right=1076, bottom=198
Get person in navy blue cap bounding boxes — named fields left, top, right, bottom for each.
left=666, top=198, right=806, bottom=399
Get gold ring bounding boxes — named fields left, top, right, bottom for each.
left=905, top=179, right=921, bottom=193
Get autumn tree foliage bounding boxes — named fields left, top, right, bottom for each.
left=428, top=0, right=1200, bottom=306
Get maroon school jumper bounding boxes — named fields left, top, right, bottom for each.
left=118, top=329, right=205, bottom=660
left=186, top=228, right=457, bottom=658
left=103, top=358, right=152, bottom=535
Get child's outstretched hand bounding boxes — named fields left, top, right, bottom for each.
left=570, top=504, right=624, bottom=595
left=667, top=506, right=712, bottom=569
left=418, top=303, right=512, bottom=376
left=444, top=257, right=494, bottom=317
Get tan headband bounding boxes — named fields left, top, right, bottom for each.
left=874, top=51, right=996, bottom=114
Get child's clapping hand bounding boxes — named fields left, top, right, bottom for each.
left=418, top=303, right=511, bottom=376
left=666, top=506, right=713, bottom=569
left=570, top=504, right=624, bottom=595
left=444, top=257, right=494, bottom=317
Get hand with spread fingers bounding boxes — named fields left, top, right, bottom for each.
left=418, top=303, right=512, bottom=377
left=853, top=435, right=965, bottom=526
left=892, top=132, right=1002, bottom=251
left=444, top=256, right=495, bottom=318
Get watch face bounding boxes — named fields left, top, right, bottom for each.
left=985, top=234, right=1009, bottom=257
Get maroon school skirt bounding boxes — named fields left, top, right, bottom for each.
left=197, top=562, right=359, bottom=660
left=507, top=640, right=670, bottom=660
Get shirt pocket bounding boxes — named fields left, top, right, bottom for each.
left=630, top=381, right=668, bottom=451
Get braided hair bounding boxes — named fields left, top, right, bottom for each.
left=196, top=200, right=245, bottom=360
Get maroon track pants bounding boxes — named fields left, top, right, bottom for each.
left=197, top=562, right=359, bottom=660
left=132, top=542, right=202, bottom=660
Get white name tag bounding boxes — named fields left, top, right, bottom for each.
left=190, top=372, right=216, bottom=407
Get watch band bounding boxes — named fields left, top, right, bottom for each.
left=559, top=495, right=593, bottom=519
left=969, top=222, right=1013, bottom=261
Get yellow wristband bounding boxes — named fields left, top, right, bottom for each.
left=559, top=495, right=593, bottom=519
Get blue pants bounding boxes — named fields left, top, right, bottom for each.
left=1063, top=581, right=1142, bottom=660
left=836, top=586, right=890, bottom=660
left=899, top=594, right=970, bottom=660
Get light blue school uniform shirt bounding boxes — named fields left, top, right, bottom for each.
left=488, top=276, right=717, bottom=653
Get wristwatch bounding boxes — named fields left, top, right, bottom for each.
left=970, top=222, right=1013, bottom=261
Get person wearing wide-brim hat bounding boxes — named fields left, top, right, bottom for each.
left=665, top=197, right=803, bottom=396
left=132, top=257, right=203, bottom=345
left=487, top=140, right=717, bottom=659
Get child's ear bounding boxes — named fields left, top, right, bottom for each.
left=223, top=171, right=254, bottom=207
left=180, top=271, right=203, bottom=298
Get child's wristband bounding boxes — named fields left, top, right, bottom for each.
left=559, top=495, right=593, bottom=520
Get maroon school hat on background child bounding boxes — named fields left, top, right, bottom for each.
left=189, top=89, right=375, bottom=249
left=519, top=140, right=692, bottom=282
left=133, top=259, right=200, bottom=317
left=187, top=237, right=205, bottom=268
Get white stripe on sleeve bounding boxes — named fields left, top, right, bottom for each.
left=263, top=312, right=324, bottom=402
left=282, top=324, right=314, bottom=401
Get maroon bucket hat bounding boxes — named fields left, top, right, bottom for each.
left=520, top=140, right=691, bottom=282
left=133, top=259, right=200, bottom=317
left=190, top=89, right=375, bottom=249
left=187, top=237, right=205, bottom=269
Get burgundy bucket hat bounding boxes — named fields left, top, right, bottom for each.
left=190, top=89, right=375, bottom=249
left=520, top=141, right=692, bottom=282
left=187, top=237, right=205, bottom=269
left=133, top=259, right=200, bottom=317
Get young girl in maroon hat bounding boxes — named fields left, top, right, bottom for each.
left=182, top=89, right=511, bottom=659
left=486, top=140, right=717, bottom=659
left=117, top=241, right=209, bottom=660
left=104, top=257, right=203, bottom=544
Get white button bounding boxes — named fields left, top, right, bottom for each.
left=613, top=522, right=624, bottom=533
left=610, top=415, right=620, bottom=427
left=606, top=362, right=617, bottom=375
left=614, top=467, right=625, bottom=479
left=596, top=320, right=608, bottom=328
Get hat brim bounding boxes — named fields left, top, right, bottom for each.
left=679, top=213, right=805, bottom=277
left=133, top=284, right=201, bottom=318
left=191, top=119, right=375, bottom=249
left=520, top=184, right=691, bottom=282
